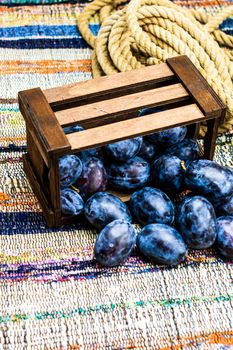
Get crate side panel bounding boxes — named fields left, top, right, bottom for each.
left=49, top=158, right=62, bottom=224
left=18, top=88, right=71, bottom=159
left=23, top=154, right=56, bottom=227
left=27, top=129, right=48, bottom=187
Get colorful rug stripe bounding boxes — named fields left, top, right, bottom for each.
left=0, top=48, right=92, bottom=61
left=0, top=24, right=100, bottom=38
left=0, top=38, right=93, bottom=49
left=0, top=60, right=92, bottom=74
left=0, top=253, right=230, bottom=284
left=1, top=294, right=232, bottom=324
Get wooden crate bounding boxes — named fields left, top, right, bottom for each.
left=19, top=55, right=226, bottom=227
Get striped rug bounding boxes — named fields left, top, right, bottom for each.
left=0, top=1, right=233, bottom=349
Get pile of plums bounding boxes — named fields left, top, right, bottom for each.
left=58, top=108, right=233, bottom=267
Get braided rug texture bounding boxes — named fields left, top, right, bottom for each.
left=0, top=1, right=233, bottom=349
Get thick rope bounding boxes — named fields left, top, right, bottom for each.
left=77, top=0, right=233, bottom=133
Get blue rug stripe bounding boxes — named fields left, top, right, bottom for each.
left=220, top=18, right=233, bottom=35
left=0, top=212, right=90, bottom=234
left=0, top=146, right=26, bottom=152
left=0, top=24, right=100, bottom=39
left=0, top=38, right=92, bottom=49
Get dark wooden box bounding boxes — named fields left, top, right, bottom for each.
left=18, top=55, right=226, bottom=227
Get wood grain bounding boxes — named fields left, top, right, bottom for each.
left=27, top=129, right=46, bottom=180
left=49, top=159, right=61, bottom=223
left=23, top=154, right=56, bottom=227
left=44, top=63, right=174, bottom=108
left=67, top=104, right=204, bottom=151
left=18, top=88, right=71, bottom=161
left=55, top=83, right=189, bottom=127
left=204, top=118, right=221, bottom=160
left=167, top=55, right=226, bottom=119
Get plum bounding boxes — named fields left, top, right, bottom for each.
left=75, top=157, right=107, bottom=195
left=59, top=155, right=82, bottom=188
left=137, top=223, right=187, bottom=265
left=63, top=124, right=84, bottom=134
left=139, top=108, right=187, bottom=146
left=139, top=106, right=164, bottom=117
left=105, top=137, right=143, bottom=162
left=94, top=219, right=136, bottom=267
left=216, top=216, right=233, bottom=260
left=138, top=139, right=157, bottom=162
left=165, top=139, right=200, bottom=161
left=146, top=126, right=187, bottom=147
left=78, top=147, right=103, bottom=161
left=130, top=187, right=175, bottom=225
left=84, top=192, right=132, bottom=229
left=60, top=188, right=84, bottom=216
left=177, top=196, right=217, bottom=249
left=151, top=155, right=185, bottom=194
left=214, top=194, right=233, bottom=217
left=107, top=156, right=150, bottom=190
left=185, top=160, right=233, bottom=202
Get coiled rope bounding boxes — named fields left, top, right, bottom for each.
left=78, top=0, right=233, bottom=133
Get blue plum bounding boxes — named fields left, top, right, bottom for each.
left=75, top=157, right=107, bottom=195
left=78, top=147, right=103, bottom=161
left=146, top=126, right=187, bottom=147
left=137, top=223, right=187, bottom=265
left=59, top=155, right=82, bottom=188
left=60, top=188, right=84, bottom=216
left=177, top=196, right=217, bottom=249
left=84, top=192, right=132, bottom=229
left=130, top=187, right=175, bottom=225
left=105, top=137, right=143, bottom=162
left=214, top=194, right=233, bottom=217
left=216, top=216, right=233, bottom=260
left=94, top=219, right=136, bottom=267
left=165, top=139, right=200, bottom=161
left=63, top=124, right=84, bottom=134
left=185, top=160, right=233, bottom=202
left=139, top=106, right=164, bottom=117
left=107, top=156, right=150, bottom=190
left=151, top=155, right=185, bottom=194
left=138, top=139, right=157, bottom=162
left=139, top=107, right=187, bottom=146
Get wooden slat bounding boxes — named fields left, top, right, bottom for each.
left=67, top=104, right=204, bottom=151
left=43, top=63, right=174, bottom=108
left=55, top=83, right=189, bottom=127
left=18, top=88, right=71, bottom=162
left=166, top=55, right=226, bottom=119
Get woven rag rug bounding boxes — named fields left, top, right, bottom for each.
left=0, top=1, right=233, bottom=349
